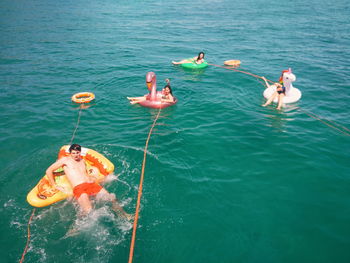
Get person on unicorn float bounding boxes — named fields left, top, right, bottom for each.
left=261, top=70, right=289, bottom=110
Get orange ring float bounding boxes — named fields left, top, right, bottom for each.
left=224, top=60, right=241, bottom=67
left=71, top=92, right=95, bottom=104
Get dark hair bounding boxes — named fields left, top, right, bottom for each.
left=69, top=144, right=81, bottom=152
left=197, top=52, right=205, bottom=61
left=163, top=84, right=173, bottom=95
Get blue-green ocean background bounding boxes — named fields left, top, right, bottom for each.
left=1, top=0, right=350, bottom=262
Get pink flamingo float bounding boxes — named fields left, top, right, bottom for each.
left=127, top=72, right=177, bottom=109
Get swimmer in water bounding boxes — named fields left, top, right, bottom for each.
left=261, top=76, right=286, bottom=110
left=172, top=52, right=205, bottom=65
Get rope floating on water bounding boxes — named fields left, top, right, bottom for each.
left=20, top=103, right=86, bottom=262
left=208, top=63, right=274, bottom=83
left=209, top=62, right=350, bottom=136
left=128, top=108, right=162, bottom=263
left=298, top=108, right=350, bottom=136
left=69, top=105, right=83, bottom=145
left=19, top=208, right=36, bottom=263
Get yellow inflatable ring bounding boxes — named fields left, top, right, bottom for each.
left=72, top=92, right=95, bottom=104
left=27, top=145, right=115, bottom=207
left=224, top=60, right=241, bottom=67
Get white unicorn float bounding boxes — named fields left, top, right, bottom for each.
left=262, top=68, right=302, bottom=108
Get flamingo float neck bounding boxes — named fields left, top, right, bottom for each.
left=146, top=72, right=157, bottom=101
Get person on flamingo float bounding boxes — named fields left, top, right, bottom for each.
left=46, top=144, right=133, bottom=219
left=172, top=52, right=205, bottom=65
left=127, top=79, right=174, bottom=104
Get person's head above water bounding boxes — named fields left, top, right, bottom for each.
left=163, top=85, right=173, bottom=95
left=197, top=52, right=205, bottom=61
left=69, top=144, right=81, bottom=153
left=69, top=144, right=82, bottom=161
left=163, top=79, right=173, bottom=95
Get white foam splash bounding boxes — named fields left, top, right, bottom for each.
left=61, top=206, right=132, bottom=261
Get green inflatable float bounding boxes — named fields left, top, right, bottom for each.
left=181, top=59, right=208, bottom=69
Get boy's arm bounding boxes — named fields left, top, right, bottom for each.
left=46, top=158, right=65, bottom=188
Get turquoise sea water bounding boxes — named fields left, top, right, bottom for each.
left=1, top=0, right=350, bottom=262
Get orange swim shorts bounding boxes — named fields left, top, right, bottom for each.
left=73, top=182, right=103, bottom=199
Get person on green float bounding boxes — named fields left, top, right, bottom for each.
left=172, top=52, right=205, bottom=65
